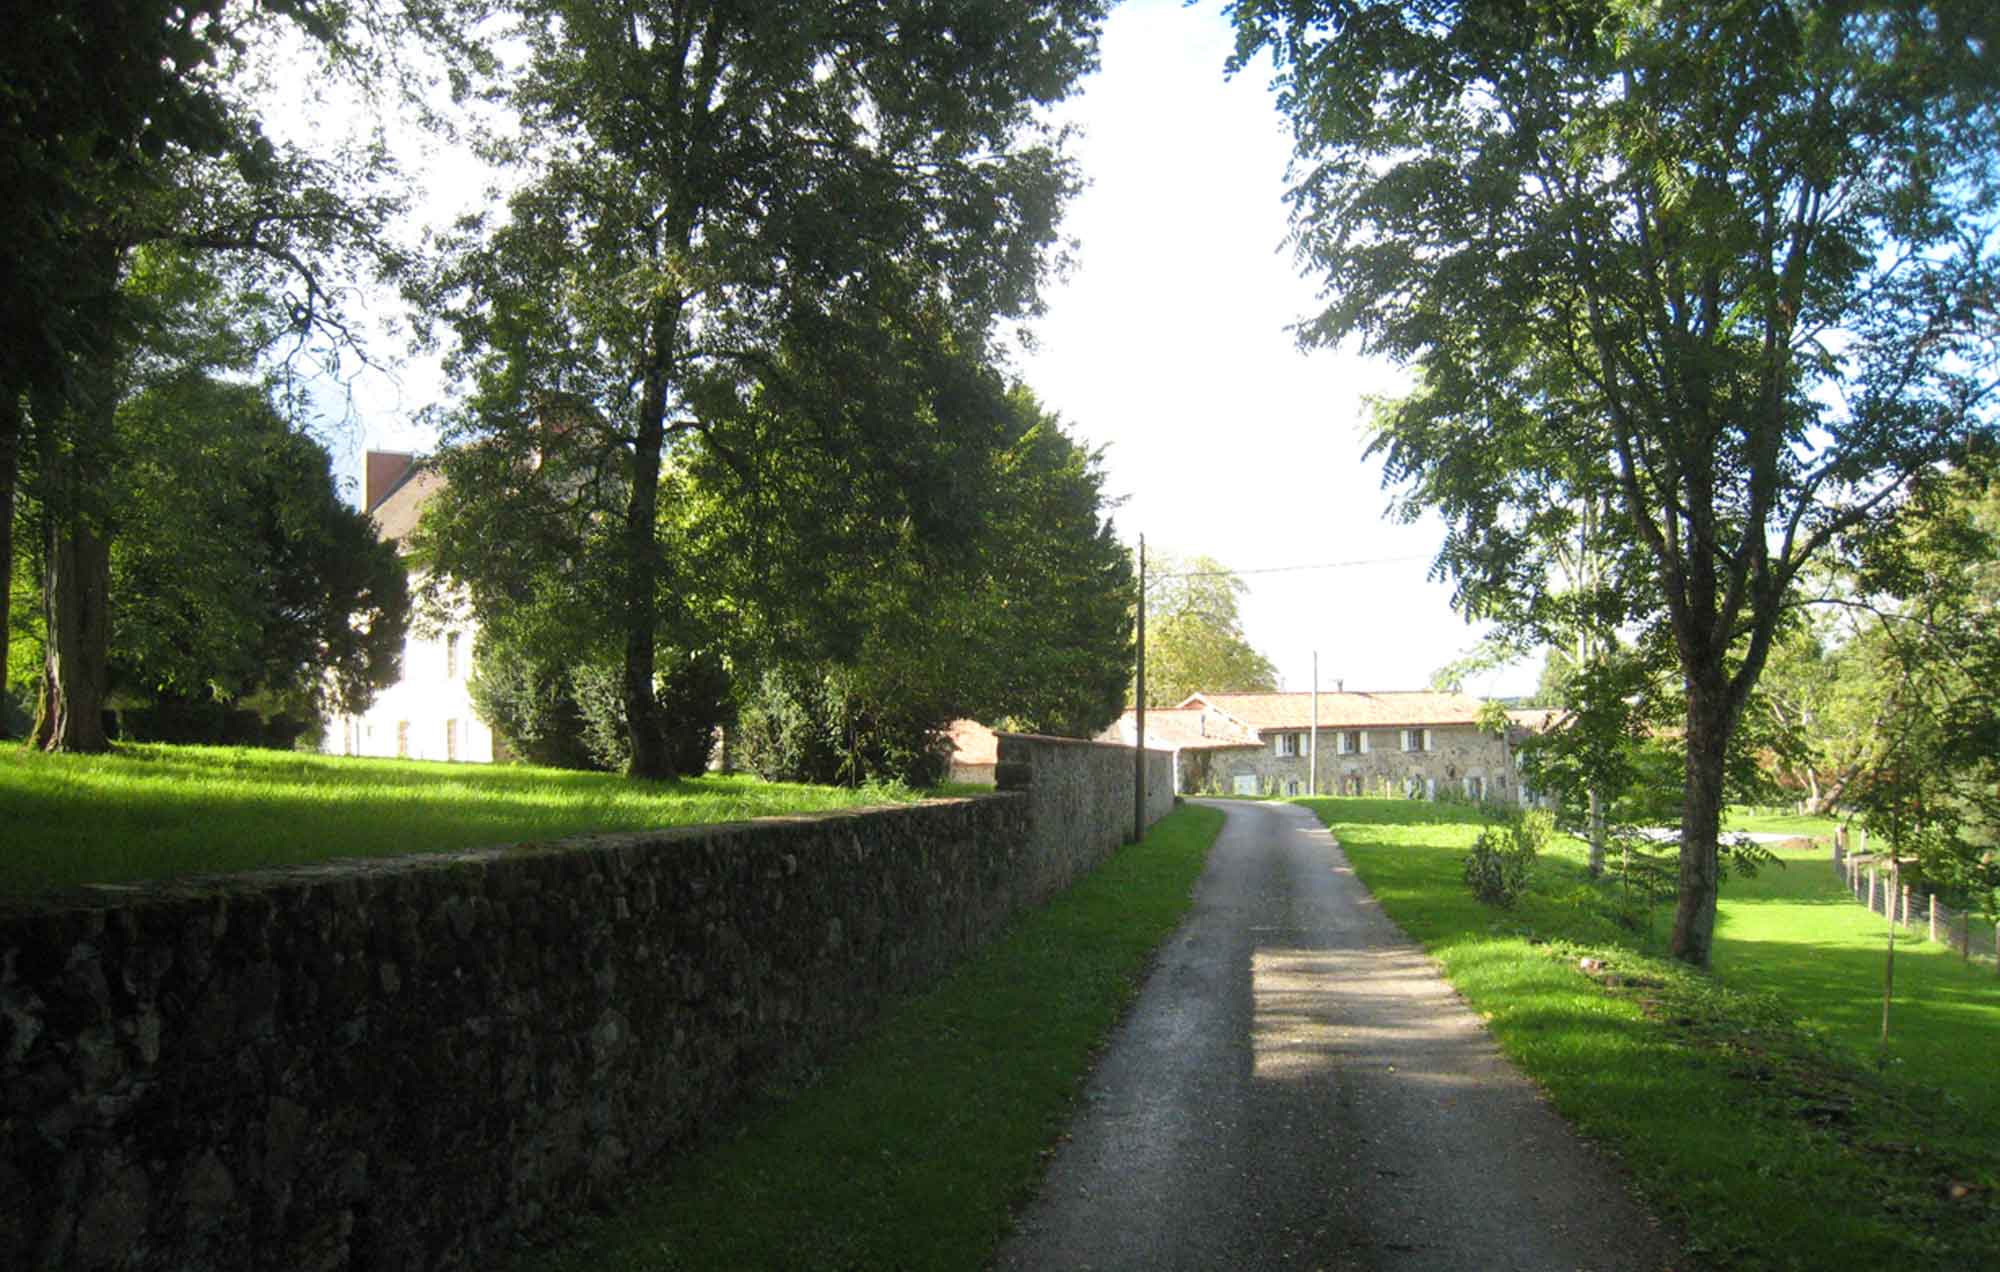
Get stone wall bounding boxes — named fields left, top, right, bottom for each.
left=1197, top=725, right=1520, bottom=801
left=0, top=744, right=1169, bottom=1272
left=994, top=732, right=1175, bottom=900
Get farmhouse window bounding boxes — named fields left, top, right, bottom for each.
left=1402, top=728, right=1431, bottom=752
left=1337, top=729, right=1367, bottom=755
left=1466, top=775, right=1483, bottom=800
left=1274, top=732, right=1302, bottom=757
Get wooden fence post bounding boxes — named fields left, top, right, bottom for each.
left=1901, top=883, right=1912, bottom=929
left=1930, top=893, right=1939, bottom=945
left=1868, top=868, right=1878, bottom=913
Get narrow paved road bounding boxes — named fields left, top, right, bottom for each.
left=995, top=800, right=1678, bottom=1272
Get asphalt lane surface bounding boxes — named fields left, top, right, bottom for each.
left=994, top=799, right=1679, bottom=1272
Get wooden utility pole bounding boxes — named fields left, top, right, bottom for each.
left=1134, top=534, right=1146, bottom=844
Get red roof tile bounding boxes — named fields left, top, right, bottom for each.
left=946, top=719, right=999, bottom=766
left=1181, top=691, right=1492, bottom=730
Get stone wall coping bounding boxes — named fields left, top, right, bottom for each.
left=0, top=793, right=1027, bottom=921
left=997, top=730, right=1170, bottom=753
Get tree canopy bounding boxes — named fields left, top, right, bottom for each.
left=1140, top=552, right=1279, bottom=706
left=2, top=0, right=425, bottom=748
left=420, top=0, right=1109, bottom=778
left=1234, top=0, right=2000, bottom=966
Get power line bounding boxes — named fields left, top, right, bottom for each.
left=1150, top=554, right=1432, bottom=581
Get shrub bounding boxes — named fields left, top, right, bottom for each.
left=1462, top=807, right=1554, bottom=908
left=734, top=665, right=950, bottom=789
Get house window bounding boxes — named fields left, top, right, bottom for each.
left=1467, top=775, right=1484, bottom=801
left=396, top=721, right=410, bottom=758
left=1274, top=732, right=1302, bottom=758
left=446, top=719, right=459, bottom=762
left=1337, top=729, right=1366, bottom=755
left=446, top=631, right=461, bottom=680
left=1402, top=728, right=1431, bottom=752
left=1286, top=778, right=1302, bottom=796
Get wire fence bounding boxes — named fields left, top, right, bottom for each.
left=1831, top=826, right=1999, bottom=973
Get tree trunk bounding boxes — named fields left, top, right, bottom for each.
left=33, top=289, right=120, bottom=755
left=0, top=391, right=19, bottom=737
left=1587, top=787, right=1606, bottom=877
left=37, top=482, right=112, bottom=752
left=621, top=305, right=677, bottom=781
left=1669, top=676, right=1730, bottom=966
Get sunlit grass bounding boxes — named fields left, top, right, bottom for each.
left=513, top=804, right=1226, bottom=1271
left=1297, top=797, right=2000, bottom=1270
left=0, top=741, right=919, bottom=896
left=1716, top=838, right=2000, bottom=1130
left=1725, top=804, right=1844, bottom=839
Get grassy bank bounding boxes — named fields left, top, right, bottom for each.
left=1717, top=838, right=2000, bottom=1128
left=1300, top=798, right=1998, bottom=1270
left=514, top=803, right=1226, bottom=1272
left=0, top=742, right=917, bottom=896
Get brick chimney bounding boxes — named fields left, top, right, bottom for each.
left=364, top=451, right=416, bottom=513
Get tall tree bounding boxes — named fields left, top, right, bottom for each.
left=2, top=1, right=422, bottom=748
left=111, top=374, right=410, bottom=735
left=1140, top=552, right=1279, bottom=706
left=1233, top=0, right=2000, bottom=966
left=424, top=0, right=1106, bottom=778
left=1826, top=468, right=2000, bottom=911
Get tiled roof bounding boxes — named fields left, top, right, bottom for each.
left=368, top=466, right=447, bottom=547
left=946, top=719, right=999, bottom=766
left=1506, top=707, right=1566, bottom=734
left=1181, top=691, right=1493, bottom=730
left=1128, top=708, right=1262, bottom=751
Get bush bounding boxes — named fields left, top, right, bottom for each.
left=471, top=638, right=732, bottom=775
left=468, top=640, right=607, bottom=770
left=734, top=665, right=950, bottom=788
left=1462, top=807, right=1554, bottom=908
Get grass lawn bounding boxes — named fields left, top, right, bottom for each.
left=1298, top=797, right=1999, bottom=1271
left=0, top=741, right=921, bottom=897
left=1724, top=805, right=1844, bottom=839
left=512, top=803, right=1226, bottom=1272
left=1717, top=839, right=2000, bottom=1130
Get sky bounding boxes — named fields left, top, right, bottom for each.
left=332, top=0, right=1541, bottom=700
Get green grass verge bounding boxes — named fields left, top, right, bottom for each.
left=1724, top=804, right=1844, bottom=839
left=1298, top=797, right=1998, bottom=1271
left=512, top=803, right=1226, bottom=1272
left=1717, top=839, right=2000, bottom=1127
left=0, top=742, right=920, bottom=897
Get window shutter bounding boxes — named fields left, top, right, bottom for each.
left=1423, top=728, right=1433, bottom=752
left=1360, top=731, right=1369, bottom=755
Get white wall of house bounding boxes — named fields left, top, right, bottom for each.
left=324, top=605, right=494, bottom=764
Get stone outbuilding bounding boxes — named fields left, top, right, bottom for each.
left=1103, top=690, right=1540, bottom=803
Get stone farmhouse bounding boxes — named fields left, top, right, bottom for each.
left=321, top=452, right=496, bottom=764
left=1101, top=690, right=1545, bottom=803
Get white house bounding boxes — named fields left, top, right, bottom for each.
left=322, top=452, right=496, bottom=763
